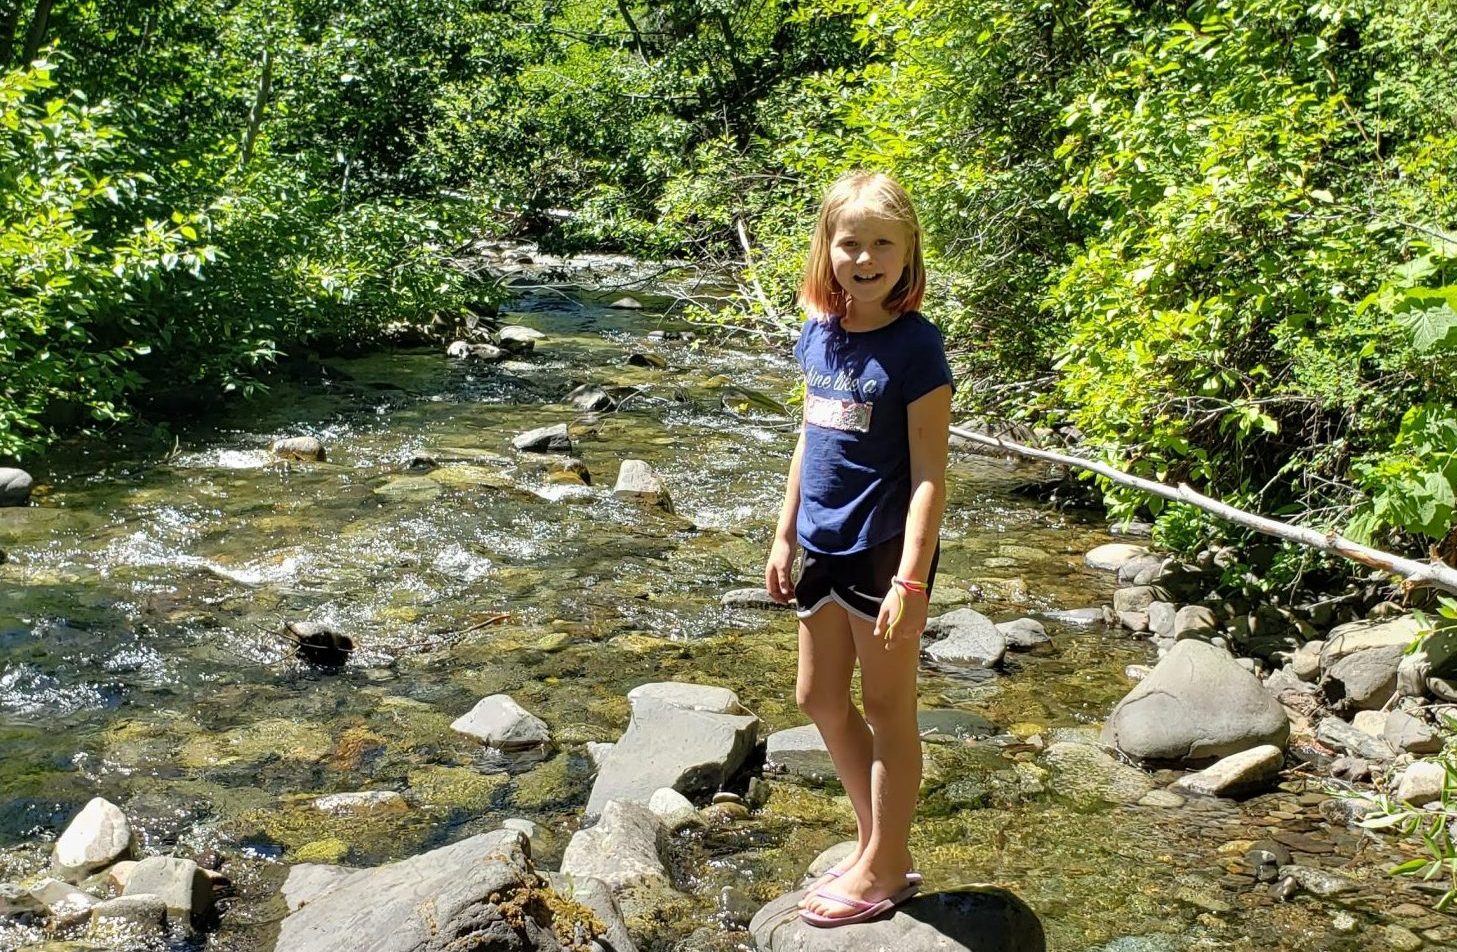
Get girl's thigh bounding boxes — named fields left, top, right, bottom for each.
left=847, top=613, right=920, bottom=718
left=796, top=601, right=858, bottom=704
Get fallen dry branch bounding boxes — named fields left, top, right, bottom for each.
left=950, top=423, right=1457, bottom=595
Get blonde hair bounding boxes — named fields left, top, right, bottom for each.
left=798, top=171, right=925, bottom=319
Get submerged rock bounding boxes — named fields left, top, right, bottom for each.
left=764, top=724, right=837, bottom=784
left=1040, top=742, right=1153, bottom=805
left=750, top=884, right=1045, bottom=952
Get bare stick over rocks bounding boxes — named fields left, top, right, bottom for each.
left=949, top=424, right=1457, bottom=595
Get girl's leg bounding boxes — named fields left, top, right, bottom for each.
left=801, top=610, right=920, bottom=917
left=794, top=602, right=874, bottom=899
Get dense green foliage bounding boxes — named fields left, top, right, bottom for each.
left=3, top=0, right=1455, bottom=572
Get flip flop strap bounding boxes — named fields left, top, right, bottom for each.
left=810, top=890, right=878, bottom=912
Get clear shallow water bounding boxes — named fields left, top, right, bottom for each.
left=0, top=286, right=1449, bottom=951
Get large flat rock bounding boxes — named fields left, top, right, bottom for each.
left=274, top=830, right=539, bottom=952
left=750, top=885, right=1044, bottom=952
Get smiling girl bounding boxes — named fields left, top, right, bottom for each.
left=764, top=171, right=954, bottom=927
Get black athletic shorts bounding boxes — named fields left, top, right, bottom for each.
left=794, top=533, right=939, bottom=621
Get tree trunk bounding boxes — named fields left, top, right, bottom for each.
left=20, top=0, right=54, bottom=64
left=949, top=424, right=1457, bottom=595
left=240, top=46, right=272, bottom=169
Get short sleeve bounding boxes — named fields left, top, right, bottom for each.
left=901, top=318, right=955, bottom=404
left=793, top=319, right=813, bottom=369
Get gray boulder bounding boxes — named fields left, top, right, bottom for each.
left=1315, top=716, right=1395, bottom=762
left=1172, top=605, right=1219, bottom=640
left=269, top=437, right=327, bottom=462
left=1322, top=643, right=1403, bottom=712
left=1113, top=586, right=1168, bottom=614
left=274, top=829, right=602, bottom=952
left=52, top=797, right=133, bottom=881
left=512, top=424, right=572, bottom=452
left=565, top=384, right=615, bottom=412
left=1100, top=640, right=1290, bottom=763
left=1085, top=544, right=1149, bottom=572
left=122, top=856, right=211, bottom=933
left=721, top=588, right=794, bottom=611
left=496, top=325, right=543, bottom=354
left=559, top=800, right=670, bottom=893
left=1146, top=602, right=1177, bottom=639
left=750, top=885, right=1045, bottom=952
left=923, top=608, right=1006, bottom=668
left=764, top=724, right=837, bottom=784
left=0, top=468, right=33, bottom=506
left=996, top=618, right=1050, bottom=649
left=585, top=684, right=759, bottom=819
left=612, top=459, right=673, bottom=513
left=1395, top=760, right=1446, bottom=806
left=451, top=694, right=551, bottom=750
left=281, top=864, right=357, bottom=913
left=1319, top=616, right=1423, bottom=669
left=1384, top=709, right=1442, bottom=755
left=1169, top=744, right=1283, bottom=797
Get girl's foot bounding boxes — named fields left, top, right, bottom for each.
left=800, top=860, right=918, bottom=920
left=798, top=855, right=861, bottom=908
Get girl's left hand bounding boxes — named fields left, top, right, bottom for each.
left=874, top=586, right=927, bottom=650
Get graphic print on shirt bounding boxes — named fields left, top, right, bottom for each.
left=803, top=364, right=876, bottom=434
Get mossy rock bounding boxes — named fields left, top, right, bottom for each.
left=427, top=465, right=514, bottom=490
left=407, top=765, right=508, bottom=811
left=758, top=782, right=850, bottom=827
left=331, top=724, right=388, bottom=772
left=294, top=837, right=351, bottom=864
left=232, top=799, right=421, bottom=855
left=368, top=698, right=458, bottom=751
left=180, top=718, right=331, bottom=769
left=373, top=475, right=443, bottom=502
left=608, top=633, right=681, bottom=655
left=511, top=754, right=588, bottom=812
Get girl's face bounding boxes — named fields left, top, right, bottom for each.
left=829, top=206, right=911, bottom=311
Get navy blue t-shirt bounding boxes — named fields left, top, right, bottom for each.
left=794, top=312, right=954, bottom=554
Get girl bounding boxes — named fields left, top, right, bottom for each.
left=765, top=171, right=953, bottom=928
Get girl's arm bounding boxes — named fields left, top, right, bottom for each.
left=765, top=427, right=806, bottom=603
left=877, top=384, right=953, bottom=646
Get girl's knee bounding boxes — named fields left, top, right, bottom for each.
left=860, top=689, right=916, bottom=731
left=797, top=685, right=852, bottom=725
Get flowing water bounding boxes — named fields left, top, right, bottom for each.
left=0, top=271, right=1449, bottom=951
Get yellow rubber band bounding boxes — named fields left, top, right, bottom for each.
left=885, top=591, right=906, bottom=641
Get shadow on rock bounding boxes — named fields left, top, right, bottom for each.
left=750, top=885, right=1045, bottom=952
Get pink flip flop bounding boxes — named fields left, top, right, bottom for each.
left=798, top=881, right=920, bottom=928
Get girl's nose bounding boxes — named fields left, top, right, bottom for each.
left=856, top=249, right=872, bottom=263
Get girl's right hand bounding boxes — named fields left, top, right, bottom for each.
left=765, top=538, right=795, bottom=604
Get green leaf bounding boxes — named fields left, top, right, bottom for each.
left=1398, top=301, right=1457, bottom=353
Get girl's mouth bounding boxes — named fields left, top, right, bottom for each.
left=852, top=273, right=884, bottom=284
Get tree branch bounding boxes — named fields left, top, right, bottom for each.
left=950, top=424, right=1457, bottom=594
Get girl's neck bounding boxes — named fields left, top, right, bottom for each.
left=840, top=300, right=899, bottom=332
